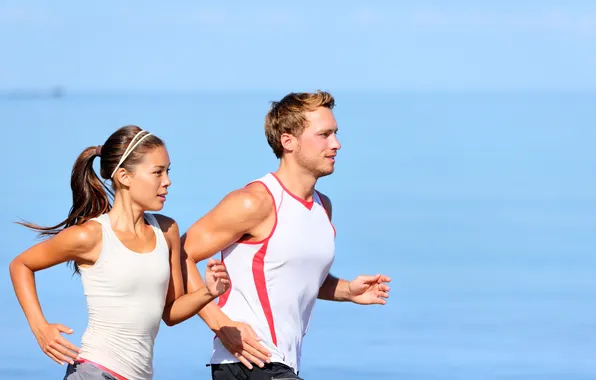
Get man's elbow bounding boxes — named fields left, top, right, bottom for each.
left=181, top=233, right=208, bottom=265
left=184, top=245, right=216, bottom=266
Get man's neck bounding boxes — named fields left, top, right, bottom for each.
left=274, top=159, right=317, bottom=201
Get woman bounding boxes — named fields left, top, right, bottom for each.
left=9, top=125, right=229, bottom=379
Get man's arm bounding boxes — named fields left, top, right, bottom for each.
left=315, top=191, right=347, bottom=300
left=316, top=192, right=391, bottom=304
left=315, top=191, right=350, bottom=300
left=318, top=273, right=352, bottom=301
left=181, top=183, right=272, bottom=325
left=181, top=182, right=274, bottom=368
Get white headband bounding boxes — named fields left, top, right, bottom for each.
left=110, top=130, right=153, bottom=178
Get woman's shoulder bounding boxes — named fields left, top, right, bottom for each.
left=148, top=213, right=179, bottom=240
left=53, top=219, right=103, bottom=254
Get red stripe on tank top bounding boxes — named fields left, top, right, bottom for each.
left=252, top=241, right=278, bottom=346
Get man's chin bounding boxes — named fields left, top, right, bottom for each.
left=315, top=167, right=335, bottom=179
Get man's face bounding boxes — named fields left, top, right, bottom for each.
left=293, top=107, right=341, bottom=178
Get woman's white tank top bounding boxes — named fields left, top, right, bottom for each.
left=78, top=213, right=170, bottom=380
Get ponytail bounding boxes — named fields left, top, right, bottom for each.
left=18, top=146, right=112, bottom=273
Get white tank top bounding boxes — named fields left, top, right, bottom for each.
left=78, top=213, right=170, bottom=380
left=211, top=173, right=336, bottom=372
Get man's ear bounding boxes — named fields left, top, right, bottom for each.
left=280, top=133, right=296, bottom=153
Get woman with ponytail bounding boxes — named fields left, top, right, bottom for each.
left=9, top=125, right=229, bottom=380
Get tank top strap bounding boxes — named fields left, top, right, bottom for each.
left=88, top=214, right=120, bottom=243
left=79, top=214, right=113, bottom=268
left=250, top=173, right=284, bottom=212
left=86, top=214, right=113, bottom=241
left=88, top=213, right=109, bottom=225
left=313, top=190, right=329, bottom=213
left=143, top=213, right=169, bottom=251
left=313, top=190, right=322, bottom=206
left=90, top=213, right=168, bottom=253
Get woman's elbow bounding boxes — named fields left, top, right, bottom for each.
left=162, top=305, right=178, bottom=327
left=162, top=313, right=179, bottom=327
left=9, top=258, right=24, bottom=279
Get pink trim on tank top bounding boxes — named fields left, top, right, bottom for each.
left=270, top=172, right=314, bottom=210
left=76, top=358, right=128, bottom=380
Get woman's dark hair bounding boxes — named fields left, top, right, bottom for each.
left=19, top=125, right=165, bottom=273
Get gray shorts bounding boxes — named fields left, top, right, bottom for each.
left=63, top=361, right=120, bottom=380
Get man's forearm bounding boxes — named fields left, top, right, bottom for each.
left=317, top=273, right=351, bottom=301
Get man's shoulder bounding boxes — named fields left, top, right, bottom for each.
left=222, top=182, right=275, bottom=219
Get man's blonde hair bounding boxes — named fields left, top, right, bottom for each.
left=264, top=90, right=335, bottom=158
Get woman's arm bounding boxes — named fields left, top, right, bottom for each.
left=9, top=221, right=102, bottom=365
left=156, top=215, right=229, bottom=326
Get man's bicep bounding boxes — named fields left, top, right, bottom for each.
left=183, top=190, right=267, bottom=263
left=183, top=220, right=237, bottom=263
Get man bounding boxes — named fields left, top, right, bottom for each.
left=182, top=90, right=391, bottom=380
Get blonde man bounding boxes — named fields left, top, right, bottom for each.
left=183, top=91, right=391, bottom=380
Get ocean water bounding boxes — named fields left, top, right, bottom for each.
left=0, top=91, right=594, bottom=379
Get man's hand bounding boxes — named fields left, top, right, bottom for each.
left=348, top=274, right=391, bottom=305
left=214, top=320, right=272, bottom=369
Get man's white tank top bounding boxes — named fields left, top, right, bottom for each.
left=211, top=173, right=336, bottom=372
left=78, top=213, right=170, bottom=380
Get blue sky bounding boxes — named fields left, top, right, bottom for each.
left=1, top=0, right=596, bottom=91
